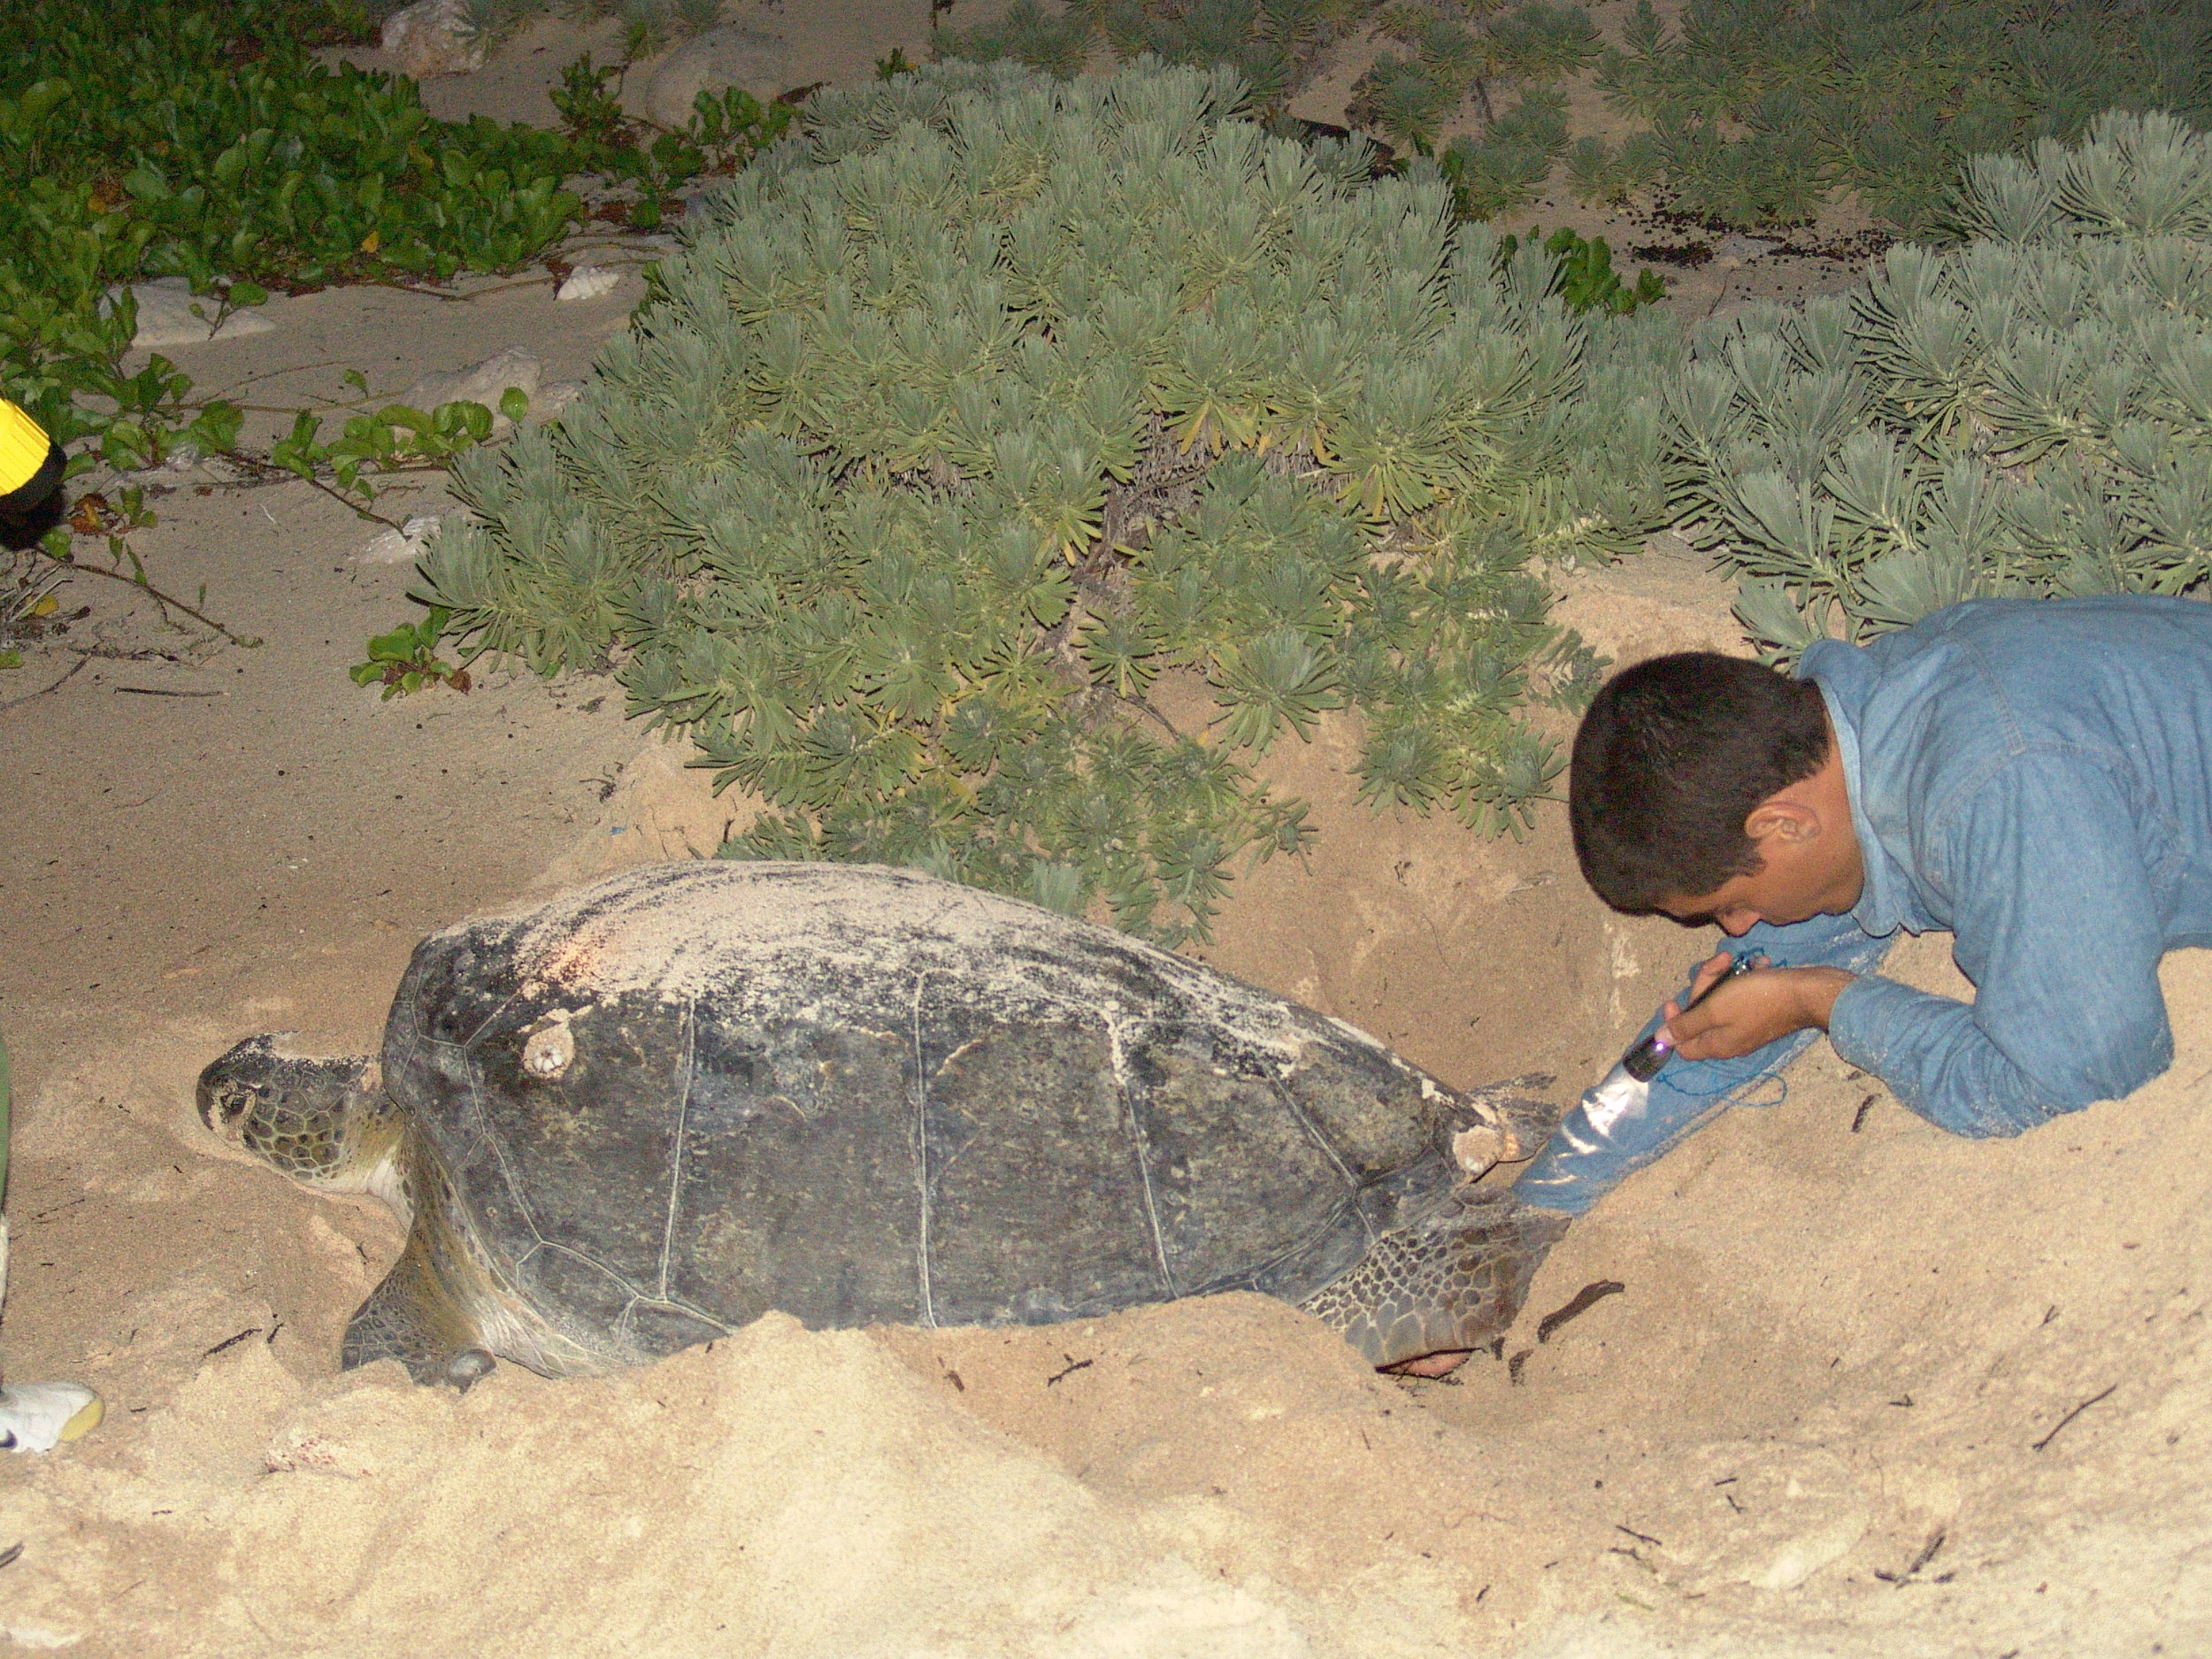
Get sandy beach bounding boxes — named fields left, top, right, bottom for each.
left=1, top=5, right=2205, bottom=1653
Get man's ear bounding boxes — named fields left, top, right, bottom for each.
left=1743, top=795, right=1821, bottom=846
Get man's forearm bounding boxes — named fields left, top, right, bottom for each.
left=1793, top=966, right=1853, bottom=1031
left=1516, top=1043, right=1783, bottom=1214
left=1827, top=974, right=2136, bottom=1137
left=1664, top=964, right=1855, bottom=1059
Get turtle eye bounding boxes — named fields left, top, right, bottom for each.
left=197, top=1078, right=253, bottom=1133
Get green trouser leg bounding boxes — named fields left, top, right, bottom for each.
left=0, top=1026, right=11, bottom=1327
left=0, top=1027, right=102, bottom=1448
left=0, top=1026, right=10, bottom=1305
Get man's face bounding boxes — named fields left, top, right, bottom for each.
left=1654, top=733, right=1866, bottom=935
left=1660, top=854, right=1841, bottom=937
left=1660, top=802, right=1867, bottom=935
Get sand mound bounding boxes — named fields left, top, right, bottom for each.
left=1, top=1311, right=1352, bottom=1656
left=7, top=534, right=2208, bottom=1655
left=5, top=469, right=2206, bottom=1656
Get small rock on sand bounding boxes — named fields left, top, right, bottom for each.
left=119, top=279, right=277, bottom=349
left=556, top=265, right=624, bottom=303
left=399, top=348, right=542, bottom=432
left=1712, top=234, right=1781, bottom=263
left=642, top=23, right=793, bottom=129
left=386, top=350, right=584, bottom=440
left=380, top=0, right=487, bottom=79
left=358, top=514, right=445, bottom=565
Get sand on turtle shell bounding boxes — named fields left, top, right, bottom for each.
left=0, top=6, right=2208, bottom=1654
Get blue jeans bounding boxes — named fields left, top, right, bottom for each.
left=1516, top=912, right=1897, bottom=1217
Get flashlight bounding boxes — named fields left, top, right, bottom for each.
left=1618, top=953, right=1759, bottom=1082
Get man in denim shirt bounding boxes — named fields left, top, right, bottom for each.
left=1516, top=595, right=2212, bottom=1217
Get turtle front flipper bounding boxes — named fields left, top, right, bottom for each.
left=343, top=1213, right=495, bottom=1390
left=1299, top=1189, right=1570, bottom=1370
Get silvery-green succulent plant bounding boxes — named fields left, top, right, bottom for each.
left=1670, top=112, right=2212, bottom=657
left=422, top=60, right=1670, bottom=941
left=1600, top=0, right=2212, bottom=230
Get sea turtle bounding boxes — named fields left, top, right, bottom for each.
left=197, top=862, right=1566, bottom=1386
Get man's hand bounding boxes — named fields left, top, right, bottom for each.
left=1662, top=954, right=1855, bottom=1061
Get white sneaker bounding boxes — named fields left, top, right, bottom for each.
left=0, top=1384, right=102, bottom=1452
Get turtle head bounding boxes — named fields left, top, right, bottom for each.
left=197, top=1034, right=393, bottom=1187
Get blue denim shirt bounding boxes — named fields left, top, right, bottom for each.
left=1519, top=595, right=2212, bottom=1216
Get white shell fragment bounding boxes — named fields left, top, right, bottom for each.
left=357, top=514, right=443, bottom=565
left=556, top=265, right=623, bottom=303
left=0, top=1382, right=103, bottom=1453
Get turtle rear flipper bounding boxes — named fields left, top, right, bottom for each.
left=343, top=1216, right=495, bottom=1391
left=1299, top=1190, right=1569, bottom=1369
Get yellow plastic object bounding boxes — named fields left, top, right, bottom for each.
left=57, top=1394, right=103, bottom=1443
left=0, top=401, right=49, bottom=498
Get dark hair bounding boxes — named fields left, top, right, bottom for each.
left=1570, top=653, right=1832, bottom=912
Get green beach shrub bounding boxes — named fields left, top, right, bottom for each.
left=1349, top=1, right=1596, bottom=152
left=1667, top=112, right=2212, bottom=657
left=1599, top=0, right=2212, bottom=230
left=946, top=1, right=1367, bottom=113
left=1561, top=132, right=1661, bottom=210
left=422, top=61, right=1677, bottom=941
left=3, top=0, right=799, bottom=484
left=0, top=0, right=587, bottom=467
left=1435, top=88, right=1570, bottom=219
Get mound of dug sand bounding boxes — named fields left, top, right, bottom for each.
left=2, top=12, right=2206, bottom=1632
left=0, top=1310, right=1339, bottom=1656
